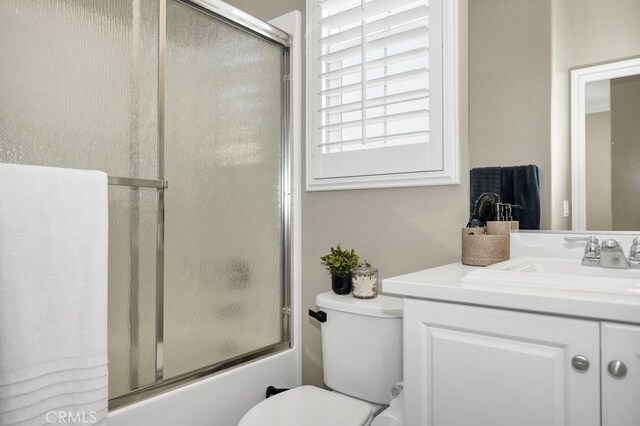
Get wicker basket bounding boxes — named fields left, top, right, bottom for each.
left=461, top=221, right=512, bottom=266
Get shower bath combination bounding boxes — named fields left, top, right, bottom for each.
left=0, top=0, right=294, bottom=415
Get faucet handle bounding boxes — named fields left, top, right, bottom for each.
left=565, top=236, right=600, bottom=264
left=584, top=240, right=601, bottom=260
left=564, top=235, right=599, bottom=244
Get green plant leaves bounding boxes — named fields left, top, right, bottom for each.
left=320, top=244, right=360, bottom=277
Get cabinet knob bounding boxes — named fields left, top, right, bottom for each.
left=571, top=355, right=590, bottom=371
left=607, top=360, right=627, bottom=378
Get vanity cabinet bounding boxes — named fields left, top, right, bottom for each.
left=404, top=299, right=640, bottom=426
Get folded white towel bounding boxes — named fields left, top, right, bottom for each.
left=0, top=163, right=109, bottom=425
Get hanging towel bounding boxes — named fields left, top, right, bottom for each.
left=0, top=163, right=109, bottom=426
left=470, top=165, right=541, bottom=230
left=501, top=165, right=541, bottom=230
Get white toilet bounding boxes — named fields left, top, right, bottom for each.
left=239, top=291, right=404, bottom=426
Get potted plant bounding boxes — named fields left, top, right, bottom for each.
left=320, top=245, right=360, bottom=295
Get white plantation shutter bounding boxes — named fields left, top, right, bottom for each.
left=307, top=0, right=460, bottom=190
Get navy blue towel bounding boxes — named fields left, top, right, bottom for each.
left=470, top=165, right=541, bottom=230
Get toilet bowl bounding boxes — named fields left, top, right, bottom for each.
left=239, top=292, right=403, bottom=426
left=238, top=386, right=375, bottom=426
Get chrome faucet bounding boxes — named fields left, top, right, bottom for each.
left=565, top=236, right=601, bottom=266
left=564, top=236, right=640, bottom=269
left=628, top=238, right=640, bottom=268
left=599, top=239, right=629, bottom=269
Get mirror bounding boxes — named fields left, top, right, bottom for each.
left=469, top=0, right=640, bottom=231
left=571, top=60, right=640, bottom=231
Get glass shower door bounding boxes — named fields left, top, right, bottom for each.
left=163, top=0, right=285, bottom=378
left=0, top=0, right=291, bottom=402
left=0, top=0, right=160, bottom=398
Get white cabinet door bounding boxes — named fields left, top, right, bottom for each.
left=602, top=322, right=640, bottom=426
left=404, top=299, right=600, bottom=426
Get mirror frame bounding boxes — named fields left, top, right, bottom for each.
left=570, top=56, right=640, bottom=230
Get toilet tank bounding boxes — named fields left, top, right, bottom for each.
left=315, top=292, right=403, bottom=405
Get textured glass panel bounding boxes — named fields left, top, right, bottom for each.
left=0, top=0, right=158, bottom=178
left=0, top=0, right=159, bottom=398
left=107, top=187, right=158, bottom=398
left=164, top=0, right=284, bottom=378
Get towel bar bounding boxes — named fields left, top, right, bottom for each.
left=107, top=176, right=168, bottom=189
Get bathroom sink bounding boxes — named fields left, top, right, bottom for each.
left=461, top=257, right=640, bottom=296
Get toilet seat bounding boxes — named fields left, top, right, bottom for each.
left=238, top=385, right=373, bottom=426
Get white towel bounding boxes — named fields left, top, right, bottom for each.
left=0, top=163, right=109, bottom=425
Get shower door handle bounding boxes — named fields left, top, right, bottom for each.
left=308, top=309, right=327, bottom=323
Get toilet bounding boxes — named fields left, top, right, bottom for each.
left=239, top=291, right=404, bottom=426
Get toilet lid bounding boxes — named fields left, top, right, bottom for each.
left=238, top=386, right=372, bottom=426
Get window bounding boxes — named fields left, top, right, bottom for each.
left=306, top=0, right=461, bottom=190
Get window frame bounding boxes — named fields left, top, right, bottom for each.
left=305, top=0, right=461, bottom=191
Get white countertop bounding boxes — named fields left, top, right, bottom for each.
left=382, top=232, right=640, bottom=324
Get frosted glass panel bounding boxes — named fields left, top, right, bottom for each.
left=0, top=0, right=158, bottom=178
left=107, top=187, right=158, bottom=398
left=0, top=0, right=159, bottom=398
left=164, top=0, right=284, bottom=378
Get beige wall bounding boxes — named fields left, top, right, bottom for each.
left=611, top=75, right=640, bottom=231
left=469, top=0, right=552, bottom=229
left=585, top=112, right=612, bottom=230
left=226, top=0, right=470, bottom=388
left=564, top=0, right=640, bottom=67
